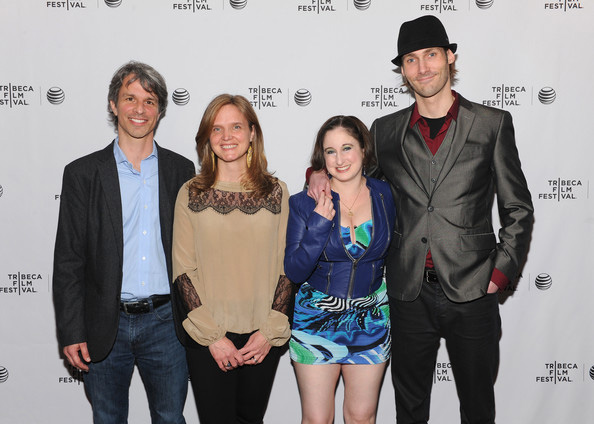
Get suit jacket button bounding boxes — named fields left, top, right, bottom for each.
left=427, top=206, right=434, bottom=212
left=421, top=237, right=427, bottom=243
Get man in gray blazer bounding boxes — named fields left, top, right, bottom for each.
left=53, top=61, right=194, bottom=423
left=310, top=15, right=533, bottom=424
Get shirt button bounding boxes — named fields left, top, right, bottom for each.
left=421, top=237, right=427, bottom=243
left=141, top=281, right=146, bottom=286
left=431, top=178, right=437, bottom=183
left=142, top=230, right=147, bottom=235
left=142, top=256, right=146, bottom=261
left=427, top=206, right=434, bottom=212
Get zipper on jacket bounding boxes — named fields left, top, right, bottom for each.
left=346, top=191, right=375, bottom=299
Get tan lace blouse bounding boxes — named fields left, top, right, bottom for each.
left=172, top=179, right=291, bottom=347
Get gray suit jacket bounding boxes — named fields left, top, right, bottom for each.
left=370, top=95, right=533, bottom=302
left=52, top=141, right=195, bottom=362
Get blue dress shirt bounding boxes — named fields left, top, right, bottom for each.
left=114, top=139, right=169, bottom=300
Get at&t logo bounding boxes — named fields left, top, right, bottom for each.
left=0, top=366, right=8, bottom=383
left=172, top=89, right=190, bottom=106
left=534, top=273, right=552, bottom=290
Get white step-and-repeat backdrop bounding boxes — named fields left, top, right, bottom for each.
left=1, top=1, right=593, bottom=423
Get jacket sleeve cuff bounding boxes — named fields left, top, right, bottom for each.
left=491, top=267, right=509, bottom=290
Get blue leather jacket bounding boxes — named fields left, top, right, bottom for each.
left=284, top=177, right=396, bottom=299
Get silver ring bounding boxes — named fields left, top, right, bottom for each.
left=225, top=362, right=232, bottom=368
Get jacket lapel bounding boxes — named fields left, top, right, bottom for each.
left=97, top=141, right=124, bottom=262
left=432, top=96, right=475, bottom=194
left=156, top=143, right=174, bottom=263
left=395, top=107, right=431, bottom=197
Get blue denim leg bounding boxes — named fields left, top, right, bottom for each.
left=84, top=300, right=188, bottom=424
left=85, top=310, right=136, bottom=424
left=135, top=301, right=188, bottom=424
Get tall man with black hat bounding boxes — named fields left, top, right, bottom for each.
left=309, top=15, right=534, bottom=423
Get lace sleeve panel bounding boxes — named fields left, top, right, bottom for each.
left=173, top=273, right=202, bottom=315
left=271, top=275, right=294, bottom=317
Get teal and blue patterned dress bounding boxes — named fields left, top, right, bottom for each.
left=290, top=219, right=391, bottom=365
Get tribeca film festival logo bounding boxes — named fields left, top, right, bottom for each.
left=46, top=1, right=88, bottom=9
left=0, top=84, right=35, bottom=108
left=536, top=361, right=584, bottom=383
left=482, top=84, right=529, bottom=108
left=420, top=0, right=460, bottom=13
left=172, top=0, right=214, bottom=11
left=360, top=85, right=408, bottom=110
left=433, top=362, right=454, bottom=383
left=544, top=0, right=584, bottom=10
left=297, top=0, right=338, bottom=13
left=1, top=272, right=44, bottom=295
left=59, top=364, right=84, bottom=385
left=537, top=178, right=587, bottom=201
left=248, top=87, right=312, bottom=109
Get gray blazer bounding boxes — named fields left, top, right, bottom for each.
left=52, top=141, right=195, bottom=362
left=370, top=95, right=533, bottom=302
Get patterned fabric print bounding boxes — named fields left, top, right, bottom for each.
left=188, top=181, right=282, bottom=215
left=341, top=219, right=373, bottom=256
left=290, top=281, right=390, bottom=365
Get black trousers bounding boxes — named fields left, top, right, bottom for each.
left=389, top=279, right=501, bottom=424
left=185, top=332, right=282, bottom=424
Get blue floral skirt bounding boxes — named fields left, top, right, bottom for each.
left=289, top=281, right=391, bottom=365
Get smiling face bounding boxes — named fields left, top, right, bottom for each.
left=209, top=104, right=254, bottom=168
left=323, top=127, right=365, bottom=184
left=401, top=47, right=455, bottom=100
left=109, top=74, right=160, bottom=144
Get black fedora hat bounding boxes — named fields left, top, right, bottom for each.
left=391, top=15, right=457, bottom=66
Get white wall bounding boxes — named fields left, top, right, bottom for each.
left=0, top=1, right=593, bottom=423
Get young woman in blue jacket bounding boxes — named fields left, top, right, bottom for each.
left=285, top=115, right=396, bottom=423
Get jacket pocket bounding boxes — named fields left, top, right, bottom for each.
left=460, top=232, right=496, bottom=251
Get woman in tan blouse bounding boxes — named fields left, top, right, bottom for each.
left=172, top=94, right=292, bottom=424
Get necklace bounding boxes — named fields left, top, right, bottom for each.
left=339, top=181, right=364, bottom=217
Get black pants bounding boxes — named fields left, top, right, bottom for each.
left=186, top=332, right=282, bottom=424
left=390, top=279, right=501, bottom=424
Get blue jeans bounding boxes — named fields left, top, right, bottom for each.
left=85, top=300, right=188, bottom=424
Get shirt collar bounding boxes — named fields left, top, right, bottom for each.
left=113, top=137, right=158, bottom=165
left=409, top=90, right=460, bottom=128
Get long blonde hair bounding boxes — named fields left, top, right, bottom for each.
left=189, top=94, right=276, bottom=198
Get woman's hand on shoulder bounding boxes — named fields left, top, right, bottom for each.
left=313, top=190, right=335, bottom=221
